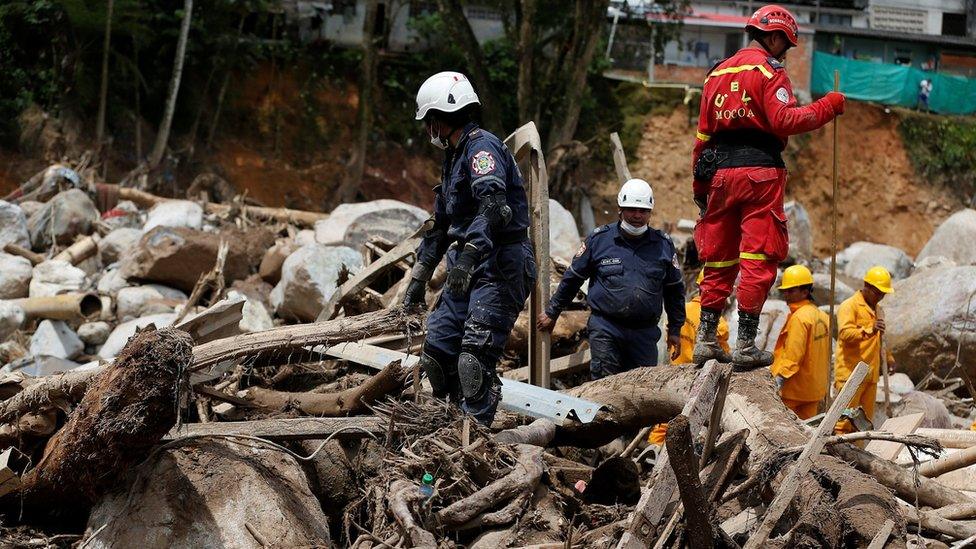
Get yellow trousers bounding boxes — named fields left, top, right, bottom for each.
left=782, top=398, right=819, bottom=420
left=834, top=380, right=877, bottom=434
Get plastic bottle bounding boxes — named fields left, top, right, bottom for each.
left=419, top=472, right=434, bottom=499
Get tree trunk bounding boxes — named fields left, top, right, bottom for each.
left=95, top=0, right=114, bottom=150
left=436, top=0, right=504, bottom=133
left=516, top=0, right=536, bottom=125
left=12, top=327, right=192, bottom=511
left=133, top=36, right=142, bottom=160
left=561, top=366, right=906, bottom=546
left=205, top=14, right=246, bottom=151
left=334, top=0, right=379, bottom=207
left=149, top=0, right=194, bottom=168
left=544, top=0, right=609, bottom=153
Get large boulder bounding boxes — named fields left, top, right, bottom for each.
left=836, top=241, right=913, bottom=281
left=726, top=299, right=790, bottom=350
left=0, top=201, right=30, bottom=249
left=314, top=199, right=427, bottom=248
left=28, top=260, right=87, bottom=298
left=785, top=201, right=813, bottom=261
left=549, top=199, right=581, bottom=263
left=98, top=227, right=144, bottom=265
left=271, top=244, right=363, bottom=322
left=917, top=209, right=976, bottom=266
left=0, top=253, right=33, bottom=299
left=143, top=200, right=203, bottom=231
left=29, top=319, right=83, bottom=359
left=810, top=273, right=856, bottom=305
left=119, top=227, right=273, bottom=293
left=98, top=313, right=177, bottom=360
left=26, top=188, right=99, bottom=250
left=227, top=290, right=273, bottom=333
left=84, top=439, right=331, bottom=549
left=116, top=285, right=188, bottom=321
left=886, top=266, right=976, bottom=383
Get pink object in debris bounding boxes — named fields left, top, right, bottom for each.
left=575, top=480, right=587, bottom=493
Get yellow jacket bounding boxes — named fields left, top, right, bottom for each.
left=771, top=300, right=830, bottom=402
left=676, top=296, right=730, bottom=364
left=834, top=291, right=893, bottom=385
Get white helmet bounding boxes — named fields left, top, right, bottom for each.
left=618, top=178, right=654, bottom=210
left=415, top=71, right=480, bottom=121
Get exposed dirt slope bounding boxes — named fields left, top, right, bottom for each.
left=607, top=102, right=962, bottom=256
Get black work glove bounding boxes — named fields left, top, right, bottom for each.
left=402, top=277, right=427, bottom=308
left=446, top=244, right=479, bottom=297
left=694, top=194, right=708, bottom=217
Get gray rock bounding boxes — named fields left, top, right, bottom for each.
left=77, top=321, right=111, bottom=346
left=30, top=319, right=83, bottom=359
left=0, top=302, right=25, bottom=342
left=836, top=241, right=913, bottom=280
left=315, top=199, right=427, bottom=248
left=29, top=260, right=87, bottom=298
left=27, top=188, right=99, bottom=250
left=785, top=201, right=813, bottom=261
left=116, top=285, right=187, bottom=321
left=886, top=266, right=976, bottom=384
left=0, top=201, right=30, bottom=249
left=98, top=313, right=177, bottom=360
left=16, top=200, right=44, bottom=219
left=101, top=200, right=143, bottom=230
left=295, top=229, right=317, bottom=246
left=84, top=438, right=331, bottom=549
left=4, top=355, right=80, bottom=377
left=96, top=266, right=132, bottom=297
left=916, top=255, right=956, bottom=272
left=810, top=273, right=856, bottom=305
left=271, top=244, right=363, bottom=322
left=549, top=199, right=581, bottom=262
left=98, top=227, right=144, bottom=265
left=227, top=290, right=273, bottom=333
left=143, top=200, right=203, bottom=231
left=917, top=209, right=976, bottom=266
left=0, top=253, right=33, bottom=299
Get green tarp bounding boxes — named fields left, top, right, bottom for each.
left=812, top=51, right=976, bottom=115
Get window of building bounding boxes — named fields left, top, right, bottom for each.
left=943, top=12, right=967, bottom=37
left=871, top=6, right=925, bottom=33
left=820, top=13, right=852, bottom=26
left=466, top=5, right=502, bottom=21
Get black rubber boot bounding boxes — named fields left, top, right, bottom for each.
left=692, top=308, right=733, bottom=366
left=732, top=311, right=773, bottom=371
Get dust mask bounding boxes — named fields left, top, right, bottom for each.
left=429, top=126, right=449, bottom=150
left=620, top=220, right=648, bottom=236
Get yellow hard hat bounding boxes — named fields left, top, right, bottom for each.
left=696, top=269, right=705, bottom=285
left=864, top=265, right=894, bottom=294
left=779, top=265, right=814, bottom=290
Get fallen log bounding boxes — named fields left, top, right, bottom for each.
left=3, top=243, right=44, bottom=265
left=13, top=326, right=192, bottom=509
left=569, top=365, right=906, bottom=547
left=936, top=502, right=976, bottom=520
left=0, top=369, right=98, bottom=426
left=243, top=360, right=405, bottom=416
left=164, top=416, right=386, bottom=442
left=917, top=428, right=976, bottom=449
left=665, top=414, right=715, bottom=549
left=902, top=506, right=976, bottom=541
left=191, top=308, right=424, bottom=372
left=919, top=444, right=976, bottom=478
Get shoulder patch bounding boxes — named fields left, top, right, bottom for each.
left=574, top=241, right=586, bottom=259
left=467, top=128, right=482, bottom=138
left=592, top=224, right=610, bottom=235
left=775, top=87, right=791, bottom=104
left=767, top=56, right=785, bottom=71
left=672, top=252, right=680, bottom=269
left=656, top=228, right=673, bottom=242
left=470, top=150, right=496, bottom=175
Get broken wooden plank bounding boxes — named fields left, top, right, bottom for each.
left=165, top=416, right=386, bottom=441
left=0, top=448, right=22, bottom=499
left=865, top=412, right=924, bottom=461
left=609, top=131, right=633, bottom=183
left=701, top=365, right=732, bottom=465
left=743, top=361, right=869, bottom=549
left=665, top=414, right=714, bottom=549
left=502, top=349, right=592, bottom=382
left=618, top=361, right=725, bottom=549
left=866, top=519, right=894, bottom=549
left=316, top=236, right=420, bottom=321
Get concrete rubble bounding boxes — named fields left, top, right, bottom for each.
left=1, top=164, right=975, bottom=549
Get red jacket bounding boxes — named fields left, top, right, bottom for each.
left=692, top=47, right=838, bottom=195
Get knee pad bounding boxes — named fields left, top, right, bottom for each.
left=420, top=351, right=449, bottom=398
left=457, top=351, right=488, bottom=401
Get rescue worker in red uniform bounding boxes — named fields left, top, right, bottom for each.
left=691, top=5, right=846, bottom=369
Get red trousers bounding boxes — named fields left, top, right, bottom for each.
left=695, top=166, right=788, bottom=314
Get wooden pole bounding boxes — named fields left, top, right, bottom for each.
left=919, top=444, right=976, bottom=479
left=826, top=69, right=841, bottom=407
left=878, top=304, right=892, bottom=417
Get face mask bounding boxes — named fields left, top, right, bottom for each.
left=429, top=125, right=449, bottom=150
left=620, top=220, right=648, bottom=236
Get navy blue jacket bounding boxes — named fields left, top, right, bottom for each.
left=547, top=223, right=686, bottom=335
left=416, top=122, right=530, bottom=269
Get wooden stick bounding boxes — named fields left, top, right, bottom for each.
left=918, top=444, right=976, bottom=478
left=866, top=519, right=894, bottom=549
left=164, top=416, right=385, bottom=441
left=743, top=361, right=869, bottom=549
left=878, top=304, right=892, bottom=417
left=825, top=68, right=841, bottom=409
left=3, top=243, right=44, bottom=265
left=665, top=414, right=714, bottom=549
left=609, top=132, right=633, bottom=183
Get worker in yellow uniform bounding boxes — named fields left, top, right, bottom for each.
left=770, top=265, right=830, bottom=419
left=834, top=265, right=897, bottom=434
left=650, top=270, right=731, bottom=444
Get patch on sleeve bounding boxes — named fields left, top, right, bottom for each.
left=574, top=241, right=587, bottom=259
left=775, top=87, right=790, bottom=104
left=672, top=253, right=680, bottom=269
left=470, top=150, right=496, bottom=175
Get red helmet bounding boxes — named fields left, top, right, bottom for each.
left=746, top=5, right=799, bottom=47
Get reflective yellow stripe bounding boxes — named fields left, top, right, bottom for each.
left=696, top=131, right=711, bottom=142
left=739, top=252, right=769, bottom=261
left=705, top=64, right=774, bottom=83
left=704, top=259, right=740, bottom=268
